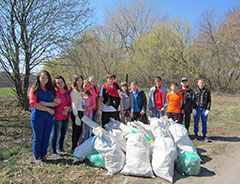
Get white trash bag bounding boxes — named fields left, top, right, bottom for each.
left=152, top=134, right=176, bottom=183
left=121, top=133, right=154, bottom=178
left=93, top=127, right=125, bottom=175
left=168, top=120, right=196, bottom=152
left=73, top=136, right=95, bottom=163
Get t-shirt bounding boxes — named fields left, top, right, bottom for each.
left=166, top=92, right=183, bottom=113
left=154, top=87, right=162, bottom=109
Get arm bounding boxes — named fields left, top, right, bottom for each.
left=148, top=89, right=152, bottom=110
left=206, top=90, right=211, bottom=110
left=140, top=91, right=147, bottom=115
left=70, top=90, right=78, bottom=116
left=39, top=98, right=61, bottom=107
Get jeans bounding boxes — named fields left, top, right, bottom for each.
left=92, top=110, right=98, bottom=122
left=152, top=108, right=164, bottom=118
left=194, top=107, right=208, bottom=136
left=50, top=119, right=69, bottom=153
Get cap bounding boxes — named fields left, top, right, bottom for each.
left=181, top=78, right=188, bottom=82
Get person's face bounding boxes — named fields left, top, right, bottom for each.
left=89, top=78, right=96, bottom=87
left=76, top=77, right=83, bottom=87
left=155, top=79, right=162, bottom=87
left=107, top=77, right=114, bottom=85
left=39, top=73, right=49, bottom=86
left=121, top=86, right=127, bottom=92
left=130, top=83, right=137, bottom=91
left=55, top=78, right=65, bottom=90
left=181, top=81, right=187, bottom=88
left=198, top=80, right=205, bottom=89
left=170, top=84, right=177, bottom=92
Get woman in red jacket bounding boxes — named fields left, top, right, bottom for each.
left=50, top=75, right=71, bottom=158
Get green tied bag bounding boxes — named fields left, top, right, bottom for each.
left=87, top=150, right=105, bottom=168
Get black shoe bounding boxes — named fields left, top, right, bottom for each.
left=203, top=136, right=211, bottom=142
left=41, top=156, right=47, bottom=162
left=194, top=134, right=199, bottom=140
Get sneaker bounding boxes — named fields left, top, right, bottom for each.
left=203, top=136, right=211, bottom=142
left=41, top=156, right=47, bottom=162
left=34, top=158, right=44, bottom=165
left=194, top=134, right=199, bottom=141
left=58, top=150, right=67, bottom=154
left=49, top=154, right=60, bottom=159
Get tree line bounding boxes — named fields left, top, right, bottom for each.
left=0, top=0, right=239, bottom=110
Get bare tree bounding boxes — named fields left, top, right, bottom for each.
left=0, top=0, right=92, bottom=109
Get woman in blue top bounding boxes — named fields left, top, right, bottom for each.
left=29, top=70, right=61, bottom=165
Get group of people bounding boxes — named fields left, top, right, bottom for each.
left=29, top=71, right=211, bottom=165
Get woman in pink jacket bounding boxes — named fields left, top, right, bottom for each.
left=50, top=75, right=71, bottom=158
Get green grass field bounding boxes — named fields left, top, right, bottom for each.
left=0, top=88, right=15, bottom=97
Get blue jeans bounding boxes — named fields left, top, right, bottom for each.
left=50, top=119, right=69, bottom=153
left=92, top=110, right=98, bottom=122
left=152, top=108, right=164, bottom=118
left=194, top=108, right=208, bottom=136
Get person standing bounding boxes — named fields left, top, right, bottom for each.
left=120, top=82, right=134, bottom=123
left=50, top=75, right=71, bottom=158
left=192, top=78, right=211, bottom=142
left=98, top=74, right=123, bottom=128
left=148, top=76, right=168, bottom=118
left=78, top=80, right=96, bottom=144
left=70, top=74, right=84, bottom=153
left=166, top=82, right=183, bottom=122
left=88, top=76, right=100, bottom=122
left=130, top=81, right=148, bottom=124
left=29, top=70, right=60, bottom=165
left=178, top=78, right=193, bottom=131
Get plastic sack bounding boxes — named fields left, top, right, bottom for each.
left=93, top=127, right=125, bottom=175
left=73, top=136, right=96, bottom=163
left=121, top=133, right=154, bottom=178
left=152, top=134, right=176, bottom=183
left=176, top=151, right=201, bottom=176
left=168, top=121, right=196, bottom=152
left=87, top=150, right=105, bottom=168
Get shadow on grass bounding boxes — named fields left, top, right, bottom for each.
left=209, top=136, right=240, bottom=142
left=174, top=166, right=216, bottom=183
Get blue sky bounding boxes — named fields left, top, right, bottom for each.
left=90, top=0, right=240, bottom=26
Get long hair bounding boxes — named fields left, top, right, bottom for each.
left=53, top=75, right=68, bottom=90
left=82, top=80, right=92, bottom=98
left=120, top=81, right=130, bottom=96
left=33, top=70, right=56, bottom=96
left=71, top=74, right=83, bottom=92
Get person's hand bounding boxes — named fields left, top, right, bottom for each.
left=181, top=109, right=185, bottom=114
left=75, top=116, right=81, bottom=126
left=39, top=101, right=47, bottom=106
left=160, top=107, right=165, bottom=112
left=120, top=110, right=124, bottom=117
left=64, top=106, right=71, bottom=112
left=84, top=107, right=90, bottom=112
left=54, top=98, right=62, bottom=104
left=205, top=110, right=210, bottom=116
left=192, top=109, right=197, bottom=116
left=130, top=112, right=133, bottom=118
left=140, top=110, right=145, bottom=115
left=48, top=108, right=55, bottom=115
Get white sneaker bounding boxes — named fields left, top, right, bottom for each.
left=49, top=154, right=60, bottom=159
left=57, top=150, right=67, bottom=154
left=34, top=158, right=44, bottom=165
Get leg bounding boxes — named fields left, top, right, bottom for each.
left=92, top=110, right=98, bottom=122
left=201, top=109, right=208, bottom=136
left=152, top=109, right=157, bottom=118
left=71, top=111, right=82, bottom=151
left=58, top=119, right=69, bottom=151
left=194, top=108, right=201, bottom=135
left=50, top=120, right=62, bottom=154
left=31, top=112, right=45, bottom=159
left=101, top=112, right=111, bottom=128
left=159, top=110, right=164, bottom=118
left=179, top=113, right=184, bottom=124
left=41, top=114, right=54, bottom=157
left=184, top=112, right=191, bottom=131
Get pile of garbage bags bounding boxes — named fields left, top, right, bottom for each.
left=73, top=116, right=201, bottom=183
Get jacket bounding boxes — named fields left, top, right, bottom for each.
left=192, top=87, right=211, bottom=110
left=54, top=87, right=71, bottom=120
left=148, top=85, right=167, bottom=110
left=178, top=87, right=193, bottom=113
left=131, top=89, right=147, bottom=112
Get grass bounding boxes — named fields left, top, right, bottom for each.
left=0, top=88, right=15, bottom=97
left=0, top=92, right=240, bottom=183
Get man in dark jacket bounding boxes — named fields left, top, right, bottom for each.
left=178, top=78, right=193, bottom=131
left=130, top=81, right=148, bottom=124
left=192, top=78, right=211, bottom=142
